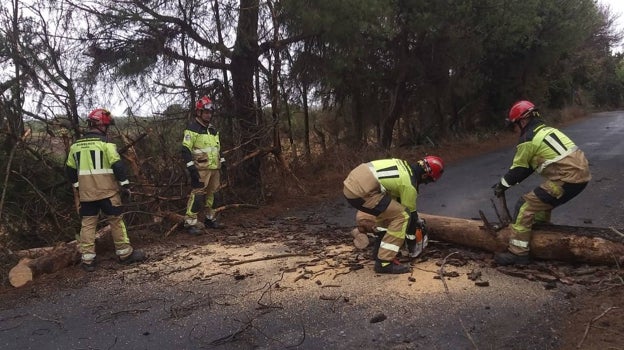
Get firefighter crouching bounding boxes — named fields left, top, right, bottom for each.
left=343, top=156, right=444, bottom=274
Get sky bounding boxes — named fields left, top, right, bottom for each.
left=600, top=0, right=624, bottom=51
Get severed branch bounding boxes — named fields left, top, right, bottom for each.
left=220, top=253, right=310, bottom=266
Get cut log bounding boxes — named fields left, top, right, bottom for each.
left=8, top=226, right=112, bottom=288
left=355, top=211, right=624, bottom=266
left=9, top=244, right=80, bottom=288
left=419, top=213, right=624, bottom=266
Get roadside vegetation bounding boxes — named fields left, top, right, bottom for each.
left=1, top=0, right=623, bottom=283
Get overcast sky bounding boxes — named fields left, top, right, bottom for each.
left=599, top=0, right=624, bottom=51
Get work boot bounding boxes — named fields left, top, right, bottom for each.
left=204, top=218, right=225, bottom=229
left=187, top=226, right=204, bottom=235
left=374, top=259, right=411, bottom=274
left=119, top=250, right=147, bottom=265
left=494, top=251, right=531, bottom=266
left=81, top=261, right=96, bottom=272
left=185, top=222, right=205, bottom=235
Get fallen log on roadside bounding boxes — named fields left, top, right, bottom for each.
left=8, top=226, right=112, bottom=288
left=355, top=212, right=624, bottom=266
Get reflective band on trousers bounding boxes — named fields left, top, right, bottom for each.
left=82, top=253, right=96, bottom=261
left=536, top=145, right=578, bottom=173
left=510, top=239, right=529, bottom=248
left=116, top=247, right=132, bottom=256
left=380, top=241, right=401, bottom=252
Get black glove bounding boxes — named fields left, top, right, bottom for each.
left=120, top=185, right=132, bottom=203
left=492, top=182, right=508, bottom=198
left=187, top=165, right=203, bottom=188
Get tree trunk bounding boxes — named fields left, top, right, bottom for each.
left=8, top=226, right=112, bottom=288
left=230, top=0, right=263, bottom=201
left=355, top=211, right=624, bottom=266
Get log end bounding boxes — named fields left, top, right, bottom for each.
left=9, top=258, right=34, bottom=288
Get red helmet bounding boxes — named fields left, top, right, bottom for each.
left=508, top=100, right=535, bottom=123
left=87, top=108, right=114, bottom=126
left=195, top=96, right=214, bottom=111
left=422, top=155, right=444, bottom=182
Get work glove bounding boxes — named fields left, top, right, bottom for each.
left=187, top=164, right=203, bottom=188
left=492, top=182, right=509, bottom=198
left=120, top=185, right=132, bottom=203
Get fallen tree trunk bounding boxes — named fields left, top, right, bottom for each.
left=419, top=213, right=624, bottom=266
left=8, top=226, right=112, bottom=288
left=355, top=211, right=624, bottom=266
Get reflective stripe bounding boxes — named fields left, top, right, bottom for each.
left=367, top=163, right=387, bottom=193
left=536, top=146, right=578, bottom=173
left=380, top=241, right=401, bottom=252
left=72, top=182, right=79, bottom=188
left=119, top=180, right=130, bottom=186
left=93, top=150, right=102, bottom=169
left=193, top=147, right=219, bottom=154
left=78, top=169, right=114, bottom=175
left=186, top=161, right=195, bottom=167
left=82, top=253, right=96, bottom=261
left=500, top=177, right=511, bottom=188
left=510, top=239, right=529, bottom=248
left=116, top=247, right=132, bottom=256
left=405, top=233, right=416, bottom=240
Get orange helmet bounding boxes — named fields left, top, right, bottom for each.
left=195, top=96, right=214, bottom=111
left=422, top=155, right=444, bottom=182
left=87, top=108, right=114, bottom=126
left=508, top=100, right=535, bottom=123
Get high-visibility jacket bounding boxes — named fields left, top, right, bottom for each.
left=501, top=119, right=591, bottom=187
left=367, top=158, right=419, bottom=211
left=181, top=118, right=221, bottom=170
left=65, top=132, right=129, bottom=202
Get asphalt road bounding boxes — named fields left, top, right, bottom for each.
left=0, top=111, right=622, bottom=350
left=417, top=111, right=624, bottom=230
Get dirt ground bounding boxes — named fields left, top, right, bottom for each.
left=0, top=115, right=623, bottom=349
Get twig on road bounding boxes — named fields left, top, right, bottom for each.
left=577, top=306, right=620, bottom=349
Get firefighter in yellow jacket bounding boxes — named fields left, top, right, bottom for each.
left=492, top=100, right=591, bottom=265
left=182, top=96, right=225, bottom=235
left=66, top=109, right=146, bottom=272
left=343, top=156, right=444, bottom=274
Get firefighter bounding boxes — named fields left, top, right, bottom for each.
left=343, top=156, right=444, bottom=274
left=66, top=108, right=146, bottom=272
left=181, top=96, right=225, bottom=235
left=492, top=100, right=591, bottom=265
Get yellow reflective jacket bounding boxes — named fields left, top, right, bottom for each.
left=368, top=158, right=419, bottom=211
left=65, top=132, right=129, bottom=201
left=181, top=118, right=221, bottom=170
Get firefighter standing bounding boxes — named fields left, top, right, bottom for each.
left=182, top=96, right=225, bottom=235
left=492, top=100, right=591, bottom=265
left=343, top=156, right=444, bottom=274
left=66, top=109, right=146, bottom=272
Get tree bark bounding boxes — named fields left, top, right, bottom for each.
left=8, top=226, right=112, bottom=288
left=355, top=211, right=624, bottom=266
